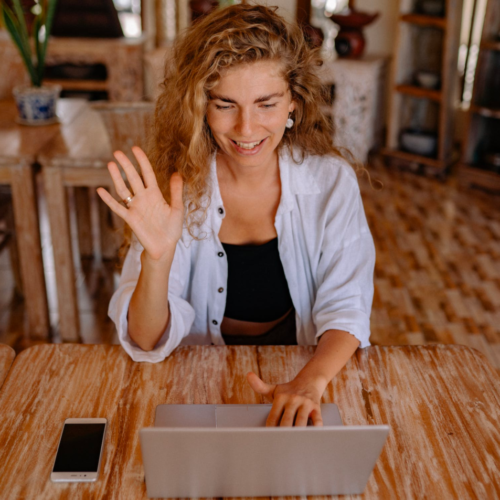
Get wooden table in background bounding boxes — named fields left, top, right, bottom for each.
left=38, top=105, right=114, bottom=342
left=0, top=99, right=86, bottom=339
left=0, top=344, right=15, bottom=388
left=0, top=344, right=499, bottom=498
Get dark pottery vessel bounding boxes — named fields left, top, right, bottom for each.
left=329, top=9, right=379, bottom=58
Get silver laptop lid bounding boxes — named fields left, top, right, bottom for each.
left=142, top=404, right=389, bottom=498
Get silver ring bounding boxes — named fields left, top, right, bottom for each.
left=123, top=195, right=134, bottom=208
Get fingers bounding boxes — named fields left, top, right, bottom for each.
left=96, top=187, right=129, bottom=220
left=266, top=397, right=286, bottom=427
left=107, top=162, right=132, bottom=200
left=132, top=146, right=158, bottom=188
left=294, top=405, right=312, bottom=427
left=170, top=172, right=184, bottom=212
left=278, top=396, right=307, bottom=427
left=266, top=395, right=322, bottom=427
left=246, top=372, right=276, bottom=401
left=113, top=150, right=145, bottom=194
left=309, top=407, right=323, bottom=427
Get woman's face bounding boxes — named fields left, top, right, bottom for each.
left=206, top=60, right=295, bottom=171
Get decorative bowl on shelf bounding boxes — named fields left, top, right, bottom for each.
left=415, top=70, right=440, bottom=89
left=419, top=0, right=445, bottom=16
left=329, top=1, right=379, bottom=59
left=400, top=129, right=438, bottom=157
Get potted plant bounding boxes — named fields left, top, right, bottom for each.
left=1, top=0, right=60, bottom=125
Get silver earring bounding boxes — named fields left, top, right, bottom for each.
left=286, top=113, right=294, bottom=129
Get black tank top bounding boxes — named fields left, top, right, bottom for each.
left=222, top=237, right=294, bottom=322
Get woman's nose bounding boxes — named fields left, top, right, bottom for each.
left=235, top=109, right=256, bottom=137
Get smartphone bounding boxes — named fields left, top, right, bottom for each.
left=51, top=418, right=107, bottom=482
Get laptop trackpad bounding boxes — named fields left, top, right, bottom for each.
left=215, top=404, right=343, bottom=427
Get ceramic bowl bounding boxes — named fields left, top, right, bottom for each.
left=415, top=71, right=440, bottom=89
left=400, top=129, right=437, bottom=156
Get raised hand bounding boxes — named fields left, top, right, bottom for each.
left=96, top=146, right=184, bottom=261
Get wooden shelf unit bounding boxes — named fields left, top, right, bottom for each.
left=44, top=79, right=109, bottom=92
left=470, top=105, right=500, bottom=120
left=400, top=13, right=447, bottom=29
left=395, top=84, right=442, bottom=101
left=383, top=0, right=464, bottom=171
left=480, top=39, right=500, bottom=51
left=458, top=0, right=500, bottom=191
left=0, top=32, right=148, bottom=101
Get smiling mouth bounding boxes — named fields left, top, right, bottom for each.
left=231, top=138, right=266, bottom=150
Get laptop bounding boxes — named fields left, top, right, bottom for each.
left=140, top=404, right=389, bottom=498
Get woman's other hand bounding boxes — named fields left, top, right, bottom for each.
left=246, top=372, right=324, bottom=427
left=96, top=146, right=185, bottom=261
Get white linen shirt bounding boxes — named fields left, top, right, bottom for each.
left=109, top=148, right=375, bottom=363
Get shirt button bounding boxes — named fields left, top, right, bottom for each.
left=218, top=207, right=224, bottom=215
left=218, top=252, right=224, bottom=257
left=218, top=287, right=224, bottom=293
left=212, top=319, right=218, bottom=325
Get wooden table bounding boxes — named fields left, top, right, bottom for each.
left=0, top=344, right=499, bottom=498
left=0, top=344, right=15, bottom=388
left=38, top=105, right=116, bottom=342
left=0, top=99, right=86, bottom=339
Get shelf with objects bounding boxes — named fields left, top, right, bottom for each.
left=308, top=0, right=388, bottom=164
left=0, top=0, right=148, bottom=102
left=381, top=0, right=464, bottom=174
left=457, top=0, right=500, bottom=191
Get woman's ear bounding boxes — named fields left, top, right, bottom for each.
left=289, top=101, right=296, bottom=113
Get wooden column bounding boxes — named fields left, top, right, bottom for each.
left=74, top=187, right=93, bottom=258
left=43, top=167, right=80, bottom=343
left=10, top=164, right=50, bottom=340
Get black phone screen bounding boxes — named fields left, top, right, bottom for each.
left=52, top=423, right=106, bottom=472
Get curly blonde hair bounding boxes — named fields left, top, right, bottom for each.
left=150, top=3, right=349, bottom=238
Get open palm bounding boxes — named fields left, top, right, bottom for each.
left=97, top=146, right=184, bottom=261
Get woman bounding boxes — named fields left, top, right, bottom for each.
left=97, top=4, right=375, bottom=427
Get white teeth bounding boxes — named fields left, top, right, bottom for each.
left=235, top=139, right=263, bottom=149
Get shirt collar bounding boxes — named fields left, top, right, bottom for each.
left=208, top=147, right=321, bottom=217
left=277, top=147, right=320, bottom=215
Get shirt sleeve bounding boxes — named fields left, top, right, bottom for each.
left=312, top=177, right=375, bottom=348
left=108, top=235, right=195, bottom=363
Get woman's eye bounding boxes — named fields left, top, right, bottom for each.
left=262, top=104, right=277, bottom=108
left=215, top=105, right=232, bottom=110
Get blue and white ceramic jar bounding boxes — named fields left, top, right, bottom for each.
left=13, top=84, right=62, bottom=125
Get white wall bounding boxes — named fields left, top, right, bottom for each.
left=257, top=0, right=298, bottom=23
left=356, top=0, right=399, bottom=57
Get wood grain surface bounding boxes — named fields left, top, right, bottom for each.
left=0, top=345, right=499, bottom=499
left=0, top=344, right=15, bottom=388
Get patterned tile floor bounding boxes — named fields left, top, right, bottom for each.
left=0, top=157, right=499, bottom=369
left=362, top=158, right=500, bottom=369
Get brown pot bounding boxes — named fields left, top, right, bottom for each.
left=334, top=28, right=366, bottom=58
left=329, top=9, right=379, bottom=59
left=189, top=0, right=218, bottom=23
